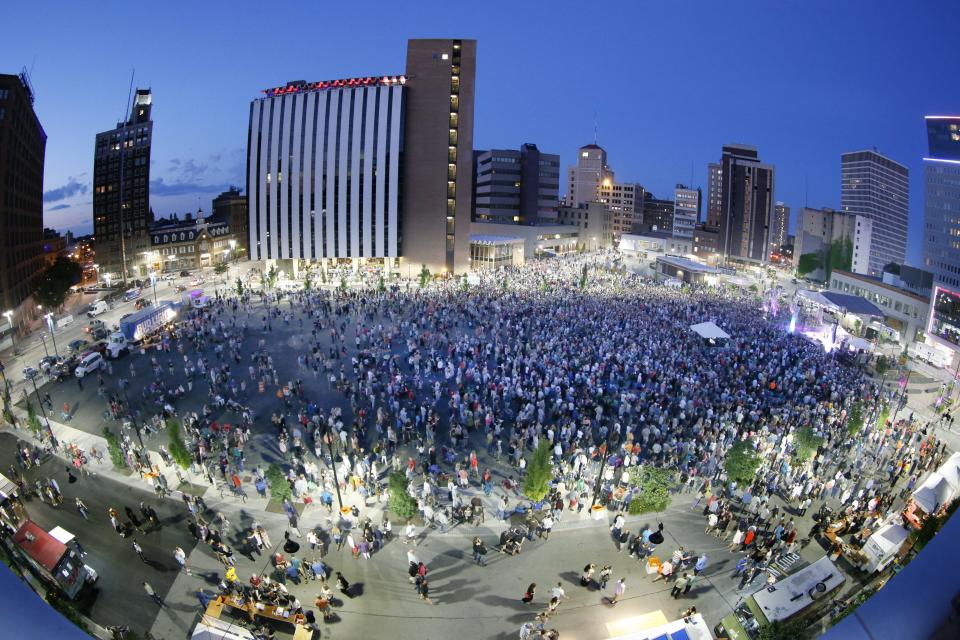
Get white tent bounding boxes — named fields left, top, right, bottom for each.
left=861, top=523, right=909, bottom=573
left=937, top=452, right=960, bottom=492
left=191, top=615, right=255, bottom=640
left=690, top=321, right=730, bottom=340
left=912, top=473, right=954, bottom=514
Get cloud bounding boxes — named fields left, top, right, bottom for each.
left=150, top=178, right=230, bottom=196
left=46, top=203, right=70, bottom=211
left=44, top=178, right=88, bottom=202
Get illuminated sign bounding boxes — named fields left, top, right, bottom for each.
left=927, top=285, right=960, bottom=350
left=261, top=75, right=406, bottom=97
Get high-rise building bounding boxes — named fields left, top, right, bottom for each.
left=640, top=192, right=675, bottom=234
left=672, top=185, right=701, bottom=239
left=472, top=143, right=559, bottom=225
left=0, top=72, right=46, bottom=324
left=794, top=207, right=872, bottom=281
left=717, top=144, right=775, bottom=263
left=599, top=181, right=643, bottom=236
left=212, top=187, right=248, bottom=258
left=840, top=149, right=909, bottom=276
left=769, top=202, right=790, bottom=256
left=706, top=162, right=722, bottom=226
left=246, top=39, right=477, bottom=275
left=566, top=144, right=613, bottom=207
left=922, top=115, right=960, bottom=289
left=93, top=89, right=153, bottom=282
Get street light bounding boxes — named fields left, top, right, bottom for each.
left=44, top=313, right=59, bottom=358
left=105, top=272, right=112, bottom=289
left=148, top=271, right=158, bottom=306
left=3, top=310, right=16, bottom=356
left=28, top=374, right=57, bottom=449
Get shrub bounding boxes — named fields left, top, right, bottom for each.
left=166, top=419, right=192, bottom=469
left=793, top=427, right=823, bottom=464
left=757, top=619, right=808, bottom=640
left=724, top=439, right=761, bottom=485
left=627, top=466, right=673, bottom=514
left=102, top=427, right=128, bottom=469
left=388, top=471, right=418, bottom=520
left=522, top=441, right=553, bottom=503
left=266, top=463, right=292, bottom=502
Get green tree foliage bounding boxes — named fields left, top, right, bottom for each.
left=757, top=619, right=808, bottom=640
left=627, top=466, right=673, bottom=515
left=266, top=265, right=279, bottom=289
left=826, top=237, right=853, bottom=280
left=796, top=252, right=822, bottom=277
left=378, top=274, right=386, bottom=292
left=847, top=402, right=864, bottom=435
left=339, top=276, right=347, bottom=292
left=724, top=439, right=761, bottom=485
left=388, top=471, right=418, bottom=520
left=419, top=265, right=431, bottom=288
left=303, top=271, right=313, bottom=292
left=25, top=400, right=43, bottom=437
left=266, top=463, right=292, bottom=502
left=875, top=355, right=890, bottom=375
left=579, top=265, right=588, bottom=289
left=911, top=498, right=959, bottom=553
left=235, top=277, right=244, bottom=297
left=102, top=427, right=128, bottom=469
left=166, top=419, right=192, bottom=469
left=33, top=257, right=84, bottom=310
left=522, top=441, right=553, bottom=502
left=793, top=427, right=823, bottom=464
left=214, top=263, right=228, bottom=275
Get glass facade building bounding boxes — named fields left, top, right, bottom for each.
left=922, top=116, right=960, bottom=289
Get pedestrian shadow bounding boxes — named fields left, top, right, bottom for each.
left=559, top=571, right=580, bottom=586
left=197, top=571, right=222, bottom=586
left=144, top=558, right=175, bottom=572
left=477, top=594, right=529, bottom=611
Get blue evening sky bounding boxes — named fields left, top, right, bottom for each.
left=2, top=0, right=957, bottom=266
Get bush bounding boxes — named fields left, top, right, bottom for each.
left=388, top=471, right=418, bottom=520
left=724, top=439, right=761, bottom=485
left=627, top=466, right=673, bottom=514
left=266, top=463, right=292, bottom=502
left=102, top=427, right=128, bottom=469
left=166, top=419, right=192, bottom=469
left=793, top=427, right=823, bottom=464
left=523, top=441, right=553, bottom=502
left=45, top=590, right=90, bottom=633
left=847, top=402, right=864, bottom=435
left=757, top=619, right=808, bottom=640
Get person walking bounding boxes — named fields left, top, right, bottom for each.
left=598, top=564, right=613, bottom=590
left=521, top=583, right=536, bottom=605
left=75, top=497, right=89, bottom=520
left=580, top=563, right=596, bottom=588
left=143, top=581, right=163, bottom=605
left=551, top=582, right=569, bottom=602
left=336, top=571, right=352, bottom=598
left=405, top=522, right=417, bottom=546
left=694, top=553, right=709, bottom=576
left=174, top=546, right=191, bottom=575
left=420, top=579, right=433, bottom=604
left=610, top=578, right=627, bottom=606
left=131, top=539, right=146, bottom=563
left=671, top=573, right=690, bottom=599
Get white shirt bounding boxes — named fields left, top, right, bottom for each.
left=551, top=585, right=565, bottom=600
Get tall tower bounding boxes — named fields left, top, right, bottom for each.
left=566, top=144, right=612, bottom=207
left=93, top=89, right=153, bottom=282
left=717, top=144, right=775, bottom=263
left=770, top=202, right=790, bottom=255
left=705, top=162, right=722, bottom=226
left=840, top=149, right=908, bottom=276
left=923, top=116, right=960, bottom=288
left=401, top=38, right=477, bottom=275
left=0, top=72, right=46, bottom=316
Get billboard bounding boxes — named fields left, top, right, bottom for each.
left=927, top=286, right=960, bottom=349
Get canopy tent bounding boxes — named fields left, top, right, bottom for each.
left=861, top=523, right=909, bottom=573
left=912, top=473, right=954, bottom=514
left=0, top=472, right=17, bottom=501
left=690, top=322, right=730, bottom=340
left=937, top=452, right=960, bottom=492
left=191, top=616, right=254, bottom=640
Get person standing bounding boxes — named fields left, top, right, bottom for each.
left=694, top=553, right=709, bottom=576
left=671, top=573, right=690, bottom=599
left=75, top=497, right=89, bottom=520
left=336, top=571, right=352, bottom=598
left=405, top=522, right=417, bottom=545
left=131, top=539, right=146, bottom=563
left=580, top=563, right=596, bottom=588
left=420, top=579, right=433, bottom=604
left=598, top=564, right=613, bottom=590
left=551, top=582, right=569, bottom=602
left=174, top=546, right=191, bottom=575
left=521, top=583, right=536, bottom=605
left=610, top=578, right=626, bottom=606
left=472, top=536, right=487, bottom=566
left=143, top=581, right=163, bottom=605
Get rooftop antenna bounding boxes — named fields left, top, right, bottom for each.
left=804, top=175, right=809, bottom=208
left=593, top=111, right=598, bottom=145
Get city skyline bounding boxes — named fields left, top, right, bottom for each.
left=2, top=1, right=958, bottom=266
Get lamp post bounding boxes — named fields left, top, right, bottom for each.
left=122, top=390, right=145, bottom=450
left=3, top=310, right=16, bottom=356
left=590, top=420, right=617, bottom=508
left=148, top=271, right=158, bottom=306
left=323, top=428, right=345, bottom=511
left=92, top=263, right=100, bottom=287
left=38, top=334, right=50, bottom=358
left=28, top=374, right=57, bottom=448
left=44, top=313, right=59, bottom=358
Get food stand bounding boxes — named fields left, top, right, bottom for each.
left=204, top=595, right=311, bottom=640
left=904, top=472, right=955, bottom=529
left=0, top=471, right=26, bottom=528
left=857, top=523, right=910, bottom=573
left=12, top=520, right=94, bottom=599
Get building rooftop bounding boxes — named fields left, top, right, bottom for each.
left=832, top=270, right=929, bottom=304
left=261, top=75, right=405, bottom=97
left=470, top=234, right=523, bottom=245
left=656, top=255, right=719, bottom=273
left=820, top=291, right=885, bottom=316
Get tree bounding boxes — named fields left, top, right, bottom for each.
left=796, top=252, right=822, bottom=277
left=266, top=463, right=292, bottom=502
left=522, top=441, right=553, bottom=503
left=579, top=265, right=588, bottom=289
left=214, top=263, right=228, bottom=276
left=303, top=271, right=313, bottom=292
left=419, top=265, right=431, bottom=288
left=235, top=277, right=244, bottom=297
left=388, top=471, right=418, bottom=520
left=339, top=276, right=347, bottom=292
left=846, top=402, right=864, bottom=436
left=793, top=427, right=823, bottom=465
left=265, top=265, right=279, bottom=290
left=33, top=257, right=83, bottom=310
left=378, top=274, right=386, bottom=293
left=757, top=619, right=808, bottom=640
left=102, top=427, right=128, bottom=469
left=627, top=466, right=673, bottom=515
left=724, top=439, right=761, bottom=485
left=166, top=419, right=192, bottom=469
left=875, top=355, right=890, bottom=376
left=825, top=236, right=853, bottom=280
left=25, top=400, right=43, bottom=437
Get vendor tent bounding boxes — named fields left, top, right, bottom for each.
left=937, top=452, right=960, bottom=492
left=912, top=473, right=954, bottom=514
left=191, top=616, right=254, bottom=640
left=690, top=322, right=730, bottom=340
left=861, top=523, right=909, bottom=573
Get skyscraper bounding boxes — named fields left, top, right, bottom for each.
left=212, top=187, right=248, bottom=257
left=705, top=162, right=722, bottom=226
left=600, top=182, right=643, bottom=236
left=716, top=144, right=775, bottom=263
left=93, top=89, right=153, bottom=282
left=0, top=72, right=46, bottom=321
left=566, top=144, right=613, bottom=207
left=472, top=143, right=559, bottom=225
left=672, top=185, right=701, bottom=239
left=769, top=202, right=790, bottom=255
left=922, top=115, right=960, bottom=289
left=840, top=149, right=909, bottom=276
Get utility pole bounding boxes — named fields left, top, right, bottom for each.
left=28, top=375, right=57, bottom=448
left=323, top=428, right=344, bottom=511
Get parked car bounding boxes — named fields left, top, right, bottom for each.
left=22, top=366, right=39, bottom=381
left=91, top=327, right=110, bottom=341
left=179, top=270, right=191, bottom=278
left=161, top=272, right=176, bottom=281
left=74, top=352, right=104, bottom=378
left=50, top=358, right=79, bottom=381
left=84, top=320, right=106, bottom=334
left=88, top=342, right=109, bottom=356
left=67, top=338, right=90, bottom=355
left=38, top=356, right=60, bottom=374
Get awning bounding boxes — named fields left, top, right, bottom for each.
left=690, top=322, right=730, bottom=340
left=912, top=473, right=954, bottom=514
left=937, top=452, right=960, bottom=492
left=191, top=615, right=255, bottom=640
left=0, top=473, right=16, bottom=501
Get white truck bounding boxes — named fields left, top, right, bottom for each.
left=86, top=300, right=108, bottom=317
left=106, top=301, right=177, bottom=358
